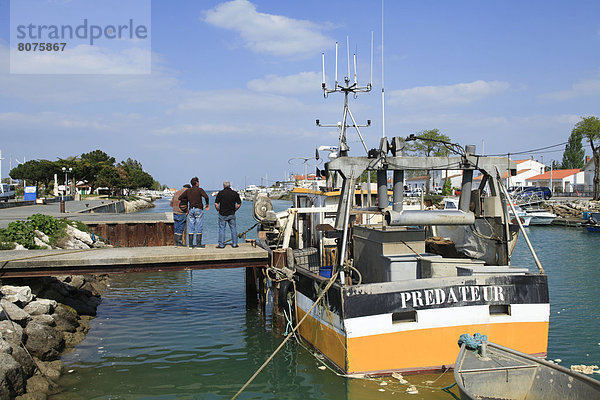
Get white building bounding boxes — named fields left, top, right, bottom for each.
left=583, top=156, right=596, bottom=192
left=507, top=159, right=546, bottom=187
left=432, top=169, right=463, bottom=190
left=405, top=175, right=428, bottom=191
left=526, top=169, right=585, bottom=193
left=472, top=158, right=546, bottom=189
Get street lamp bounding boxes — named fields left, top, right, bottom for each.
left=61, top=167, right=72, bottom=208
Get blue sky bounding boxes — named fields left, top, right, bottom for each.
left=1, top=0, right=599, bottom=189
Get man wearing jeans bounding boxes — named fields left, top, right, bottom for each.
left=178, top=177, right=210, bottom=248
left=215, top=181, right=242, bottom=248
left=170, top=184, right=191, bottom=246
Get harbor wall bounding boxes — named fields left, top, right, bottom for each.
left=85, top=221, right=174, bottom=247
left=77, top=198, right=155, bottom=214
left=77, top=200, right=126, bottom=214
left=543, top=199, right=600, bottom=221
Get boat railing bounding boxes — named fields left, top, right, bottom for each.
left=512, top=191, right=545, bottom=207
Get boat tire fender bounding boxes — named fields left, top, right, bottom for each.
left=278, top=280, right=294, bottom=313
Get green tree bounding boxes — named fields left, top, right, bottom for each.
left=9, top=159, right=60, bottom=189
left=442, top=178, right=452, bottom=196
left=97, top=165, right=126, bottom=197
left=572, top=116, right=600, bottom=199
left=561, top=129, right=585, bottom=169
left=78, top=150, right=116, bottom=193
left=407, top=129, right=451, bottom=193
left=119, top=158, right=154, bottom=194
left=358, top=170, right=377, bottom=183
left=151, top=180, right=167, bottom=191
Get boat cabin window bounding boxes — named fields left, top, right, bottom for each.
left=444, top=200, right=457, bottom=209
left=489, top=304, right=511, bottom=316
left=392, top=311, right=417, bottom=323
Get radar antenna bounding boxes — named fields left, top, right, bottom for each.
left=319, top=36, right=373, bottom=156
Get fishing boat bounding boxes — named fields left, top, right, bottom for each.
left=254, top=43, right=549, bottom=376
left=454, top=338, right=600, bottom=399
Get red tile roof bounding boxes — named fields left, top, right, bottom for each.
left=526, top=169, right=582, bottom=180
left=294, top=174, right=318, bottom=181
left=406, top=175, right=429, bottom=181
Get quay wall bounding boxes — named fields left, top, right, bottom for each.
left=77, top=200, right=126, bottom=214
left=85, top=221, right=174, bottom=247
left=544, top=199, right=600, bottom=220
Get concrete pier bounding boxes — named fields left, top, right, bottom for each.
left=0, top=199, right=162, bottom=229
left=0, top=243, right=268, bottom=277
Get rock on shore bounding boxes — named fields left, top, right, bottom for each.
left=11, top=224, right=109, bottom=252
left=0, top=275, right=108, bottom=399
left=543, top=199, right=600, bottom=219
left=124, top=196, right=155, bottom=213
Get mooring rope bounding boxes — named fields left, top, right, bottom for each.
left=231, top=271, right=340, bottom=400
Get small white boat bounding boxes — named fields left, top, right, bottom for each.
left=507, top=204, right=532, bottom=227
left=526, top=209, right=557, bottom=225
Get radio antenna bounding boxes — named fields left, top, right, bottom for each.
left=370, top=31, right=373, bottom=89
left=346, top=36, right=350, bottom=81
left=319, top=36, right=372, bottom=155
left=335, top=41, right=338, bottom=87
left=381, top=0, right=386, bottom=139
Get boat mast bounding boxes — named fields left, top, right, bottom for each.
left=318, top=37, right=373, bottom=283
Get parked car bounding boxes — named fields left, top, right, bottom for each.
left=0, top=183, right=16, bottom=202
left=519, top=186, right=552, bottom=200
left=507, top=186, right=524, bottom=195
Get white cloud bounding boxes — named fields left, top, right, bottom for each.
left=0, top=111, right=150, bottom=133
left=512, top=114, right=581, bottom=127
left=388, top=80, right=510, bottom=107
left=389, top=113, right=510, bottom=129
left=175, top=88, right=308, bottom=113
left=247, top=72, right=321, bottom=94
left=540, top=78, right=600, bottom=101
left=204, top=0, right=334, bottom=57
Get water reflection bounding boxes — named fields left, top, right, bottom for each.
left=53, top=268, right=457, bottom=399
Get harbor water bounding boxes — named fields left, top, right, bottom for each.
left=50, top=198, right=600, bottom=399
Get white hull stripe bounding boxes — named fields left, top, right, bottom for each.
left=297, top=292, right=549, bottom=339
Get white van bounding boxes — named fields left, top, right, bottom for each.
left=0, top=183, right=16, bottom=201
